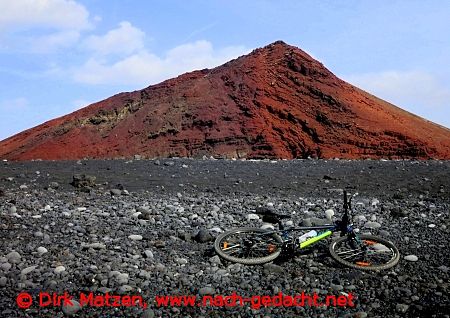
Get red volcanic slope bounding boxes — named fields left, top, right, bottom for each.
left=1, top=41, right=450, bottom=160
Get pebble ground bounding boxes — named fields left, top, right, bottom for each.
left=0, top=158, right=449, bottom=317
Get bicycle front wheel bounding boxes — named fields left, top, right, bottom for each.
left=214, top=227, right=283, bottom=265
left=329, top=234, right=400, bottom=271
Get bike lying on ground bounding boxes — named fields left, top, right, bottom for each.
left=214, top=191, right=400, bottom=271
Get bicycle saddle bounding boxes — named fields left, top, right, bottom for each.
left=255, top=207, right=290, bottom=224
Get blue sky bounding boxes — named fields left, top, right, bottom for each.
left=1, top=0, right=449, bottom=140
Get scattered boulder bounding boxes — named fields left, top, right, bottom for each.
left=194, top=229, right=213, bottom=243
left=70, top=174, right=96, bottom=189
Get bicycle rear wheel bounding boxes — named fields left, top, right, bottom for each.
left=329, top=234, right=400, bottom=271
left=214, top=227, right=283, bottom=265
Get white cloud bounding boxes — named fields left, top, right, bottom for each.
left=0, top=97, right=28, bottom=110
left=73, top=40, right=249, bottom=86
left=31, top=30, right=81, bottom=52
left=0, top=0, right=91, bottom=31
left=345, top=71, right=450, bottom=109
left=0, top=0, right=93, bottom=52
left=83, top=21, right=145, bottom=56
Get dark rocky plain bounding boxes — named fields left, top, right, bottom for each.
left=0, top=158, right=449, bottom=318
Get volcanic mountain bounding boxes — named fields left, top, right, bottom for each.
left=1, top=41, right=450, bottom=160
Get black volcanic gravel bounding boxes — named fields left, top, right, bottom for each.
left=0, top=158, right=449, bottom=318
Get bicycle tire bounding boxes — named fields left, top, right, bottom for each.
left=329, top=234, right=400, bottom=271
left=214, top=227, right=283, bottom=265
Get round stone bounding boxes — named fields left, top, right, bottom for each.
left=143, top=250, right=154, bottom=259
left=176, top=258, right=188, bottom=265
left=404, top=255, right=418, bottom=262
left=54, top=266, right=66, bottom=274
left=364, top=221, right=381, bottom=229
left=142, top=309, right=155, bottom=318
left=396, top=303, right=409, bottom=313
left=194, top=229, right=213, bottom=243
left=246, top=213, right=260, bottom=221
left=199, top=287, right=215, bottom=295
left=260, top=223, right=275, bottom=230
left=37, top=247, right=48, bottom=254
left=62, top=299, right=82, bottom=316
left=325, top=209, right=334, bottom=220
left=6, top=251, right=21, bottom=264
left=129, top=235, right=143, bottom=241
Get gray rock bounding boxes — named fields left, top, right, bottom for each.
left=330, top=283, right=344, bottom=291
left=301, top=218, right=313, bottom=227
left=142, top=309, right=155, bottom=318
left=199, top=286, right=215, bottom=295
left=37, top=246, right=48, bottom=254
left=194, top=229, right=213, bottom=243
left=154, top=240, right=166, bottom=248
left=246, top=213, right=260, bottom=221
left=83, top=243, right=106, bottom=249
left=438, top=265, right=449, bottom=272
left=396, top=303, right=409, bottom=313
left=110, top=189, right=122, bottom=196
left=302, top=217, right=330, bottom=226
left=209, top=255, right=222, bottom=265
left=176, top=258, right=188, bottom=265
left=1, top=263, right=11, bottom=271
left=260, top=223, right=275, bottom=230
left=411, top=295, right=420, bottom=301
left=0, top=277, right=7, bottom=287
left=285, top=220, right=294, bottom=227
left=364, top=221, right=381, bottom=229
left=404, top=255, right=419, bottom=262
left=21, top=266, right=37, bottom=275
left=263, top=263, right=285, bottom=275
left=128, top=235, right=143, bottom=241
left=6, top=251, right=21, bottom=264
left=143, top=250, right=154, bottom=259
left=70, top=174, right=96, bottom=188
left=119, top=285, right=133, bottom=293
left=325, top=209, right=335, bottom=220
left=390, top=207, right=408, bottom=217
left=138, top=206, right=151, bottom=214
left=62, top=299, right=82, bottom=316
left=116, top=273, right=129, bottom=285
left=54, top=266, right=66, bottom=274
left=49, top=182, right=59, bottom=189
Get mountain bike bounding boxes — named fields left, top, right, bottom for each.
left=214, top=191, right=400, bottom=271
